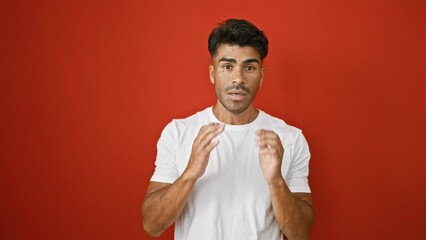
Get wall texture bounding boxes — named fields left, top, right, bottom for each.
left=1, top=0, right=425, bottom=239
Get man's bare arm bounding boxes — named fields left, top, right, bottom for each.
left=256, top=129, right=314, bottom=239
left=269, top=181, right=314, bottom=239
left=142, top=123, right=225, bottom=237
left=142, top=178, right=195, bottom=237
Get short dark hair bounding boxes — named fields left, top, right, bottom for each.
left=208, top=19, right=269, bottom=61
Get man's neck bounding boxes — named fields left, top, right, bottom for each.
left=212, top=103, right=259, bottom=125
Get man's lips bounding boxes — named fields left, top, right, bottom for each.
left=228, top=91, right=247, bottom=101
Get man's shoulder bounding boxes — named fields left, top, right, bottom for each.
left=259, top=110, right=304, bottom=143
left=260, top=110, right=302, bottom=133
left=163, top=107, right=211, bottom=132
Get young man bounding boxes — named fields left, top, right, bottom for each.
left=142, top=19, right=314, bottom=240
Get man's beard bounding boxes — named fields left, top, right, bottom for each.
left=216, top=85, right=257, bottom=114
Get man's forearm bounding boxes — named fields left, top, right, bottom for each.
left=269, top=178, right=314, bottom=240
left=142, top=173, right=196, bottom=237
left=143, top=123, right=224, bottom=237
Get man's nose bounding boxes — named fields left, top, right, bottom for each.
left=232, top=68, right=245, bottom=84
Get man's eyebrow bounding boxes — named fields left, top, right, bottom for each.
left=218, top=57, right=260, bottom=64
left=243, top=58, right=260, bottom=64
left=218, top=57, right=236, bottom=63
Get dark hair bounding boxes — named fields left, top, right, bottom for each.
left=208, top=19, right=269, bottom=61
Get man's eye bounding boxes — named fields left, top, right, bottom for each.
left=246, top=66, right=256, bottom=71
left=223, top=64, right=232, bottom=70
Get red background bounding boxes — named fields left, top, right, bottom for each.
left=1, top=0, right=425, bottom=239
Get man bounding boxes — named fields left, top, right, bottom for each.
left=142, top=19, right=314, bottom=240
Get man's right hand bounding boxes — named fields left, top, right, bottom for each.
left=183, top=123, right=225, bottom=181
left=143, top=122, right=224, bottom=236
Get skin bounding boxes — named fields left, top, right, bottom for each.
left=142, top=44, right=314, bottom=239
left=209, top=44, right=264, bottom=123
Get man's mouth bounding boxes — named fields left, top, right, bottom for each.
left=228, top=91, right=247, bottom=101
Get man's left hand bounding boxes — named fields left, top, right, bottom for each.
left=255, top=129, right=284, bottom=184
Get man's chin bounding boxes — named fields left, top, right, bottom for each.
left=216, top=96, right=251, bottom=115
left=224, top=104, right=249, bottom=115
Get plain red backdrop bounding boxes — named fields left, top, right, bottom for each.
left=1, top=0, right=425, bottom=239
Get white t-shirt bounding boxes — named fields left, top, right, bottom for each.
left=150, top=107, right=311, bottom=240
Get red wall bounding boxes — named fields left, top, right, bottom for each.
left=1, top=0, right=425, bottom=239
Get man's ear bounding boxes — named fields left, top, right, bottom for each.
left=209, top=65, right=215, bottom=84
left=260, top=67, right=265, bottom=87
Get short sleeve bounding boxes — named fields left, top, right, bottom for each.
left=150, top=121, right=180, bottom=184
left=285, top=132, right=311, bottom=193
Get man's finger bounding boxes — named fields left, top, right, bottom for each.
left=200, top=124, right=224, bottom=147
left=195, top=123, right=224, bottom=147
left=195, top=123, right=222, bottom=144
left=255, top=129, right=284, bottom=152
left=204, top=139, right=220, bottom=153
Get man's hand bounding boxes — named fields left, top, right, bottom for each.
left=183, top=123, right=225, bottom=181
left=256, top=129, right=314, bottom=239
left=143, top=123, right=224, bottom=237
left=255, top=129, right=284, bottom=184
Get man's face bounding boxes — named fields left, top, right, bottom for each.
left=209, top=44, right=264, bottom=114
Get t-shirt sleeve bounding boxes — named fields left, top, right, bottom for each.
left=285, top=132, right=311, bottom=193
left=150, top=121, right=180, bottom=184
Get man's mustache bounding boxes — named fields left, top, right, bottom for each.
left=225, top=85, right=250, bottom=94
